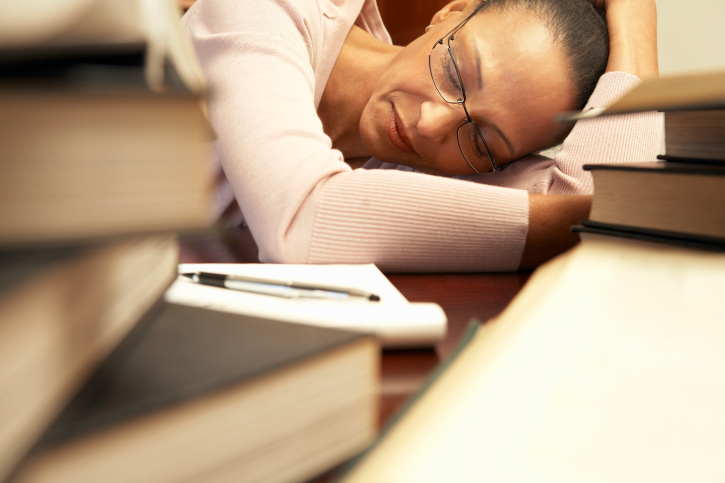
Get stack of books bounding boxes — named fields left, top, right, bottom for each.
left=1, top=1, right=380, bottom=482
left=576, top=159, right=725, bottom=249
left=574, top=70, right=725, bottom=249
left=0, top=0, right=210, bottom=479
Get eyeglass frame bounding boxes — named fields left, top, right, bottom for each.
left=428, top=6, right=504, bottom=174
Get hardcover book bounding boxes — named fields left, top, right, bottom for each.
left=0, top=0, right=213, bottom=247
left=584, top=161, right=725, bottom=242
left=659, top=109, right=725, bottom=163
left=11, top=302, right=380, bottom=483
left=0, top=235, right=178, bottom=481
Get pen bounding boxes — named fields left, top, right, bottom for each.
left=180, top=271, right=381, bottom=302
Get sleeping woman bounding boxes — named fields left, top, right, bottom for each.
left=183, top=0, right=661, bottom=271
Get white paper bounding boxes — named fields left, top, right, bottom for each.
left=164, top=263, right=446, bottom=348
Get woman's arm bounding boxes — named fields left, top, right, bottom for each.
left=593, top=0, right=659, bottom=80
left=520, top=194, right=592, bottom=269
left=517, top=2, right=658, bottom=267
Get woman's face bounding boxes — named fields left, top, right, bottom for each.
left=359, top=3, right=577, bottom=176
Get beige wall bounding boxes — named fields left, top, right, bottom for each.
left=658, top=0, right=725, bottom=75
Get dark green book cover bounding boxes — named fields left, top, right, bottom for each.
left=37, top=301, right=368, bottom=447
left=584, top=160, right=725, bottom=175
left=573, top=220, right=725, bottom=251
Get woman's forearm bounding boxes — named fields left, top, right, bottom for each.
left=601, top=0, right=659, bottom=79
left=519, top=194, right=593, bottom=270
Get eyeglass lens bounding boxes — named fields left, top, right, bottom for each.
left=430, top=42, right=495, bottom=174
left=458, top=122, right=494, bottom=173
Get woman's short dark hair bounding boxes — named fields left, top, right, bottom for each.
left=474, top=0, right=609, bottom=110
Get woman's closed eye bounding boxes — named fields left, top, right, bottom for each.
left=441, top=54, right=461, bottom=95
left=469, top=126, right=490, bottom=161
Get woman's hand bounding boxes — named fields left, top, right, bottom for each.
left=520, top=195, right=593, bottom=269
left=590, top=0, right=659, bottom=80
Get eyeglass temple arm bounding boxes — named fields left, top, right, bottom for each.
left=437, top=3, right=485, bottom=43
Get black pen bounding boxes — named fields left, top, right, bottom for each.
left=181, top=271, right=381, bottom=302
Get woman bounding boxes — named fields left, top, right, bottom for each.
left=184, top=0, right=660, bottom=271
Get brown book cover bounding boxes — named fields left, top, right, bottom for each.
left=661, top=109, right=725, bottom=162
left=583, top=161, right=725, bottom=240
left=44, top=302, right=371, bottom=441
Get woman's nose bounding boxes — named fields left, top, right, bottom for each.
left=417, top=99, right=464, bottom=142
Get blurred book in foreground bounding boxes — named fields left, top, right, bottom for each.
left=0, top=0, right=214, bottom=479
left=12, top=302, right=379, bottom=483
left=0, top=89, right=213, bottom=246
left=339, top=235, right=725, bottom=482
left=558, top=69, right=725, bottom=120
left=0, top=0, right=212, bottom=247
left=0, top=235, right=178, bottom=481
left=0, top=0, right=205, bottom=93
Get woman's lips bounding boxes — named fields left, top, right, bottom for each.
left=387, top=105, right=417, bottom=155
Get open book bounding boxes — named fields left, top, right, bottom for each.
left=164, top=264, right=447, bottom=348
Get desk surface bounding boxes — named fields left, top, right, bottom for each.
left=179, top=228, right=529, bottom=482
left=179, top=227, right=530, bottom=427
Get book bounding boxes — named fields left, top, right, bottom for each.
left=659, top=109, right=725, bottom=163
left=0, top=0, right=205, bottom=94
left=605, top=69, right=725, bottom=115
left=0, top=88, right=213, bottom=246
left=583, top=161, right=725, bottom=243
left=0, top=235, right=178, bottom=482
left=164, top=263, right=447, bottom=348
left=572, top=220, right=725, bottom=251
left=0, top=0, right=213, bottom=247
left=558, top=70, right=725, bottom=170
left=559, top=69, right=725, bottom=120
left=338, top=235, right=725, bottom=482
left=0, top=1, right=215, bottom=478
left=11, top=302, right=380, bottom=483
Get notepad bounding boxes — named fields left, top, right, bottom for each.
left=164, top=263, right=446, bottom=348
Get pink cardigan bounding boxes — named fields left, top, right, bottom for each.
left=184, top=0, right=661, bottom=272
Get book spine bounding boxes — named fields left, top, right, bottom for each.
left=657, top=154, right=725, bottom=166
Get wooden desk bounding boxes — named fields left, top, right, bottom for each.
left=179, top=226, right=530, bottom=427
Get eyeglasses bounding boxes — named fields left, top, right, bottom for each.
left=428, top=8, right=501, bottom=174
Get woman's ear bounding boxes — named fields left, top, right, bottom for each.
left=430, top=0, right=474, bottom=27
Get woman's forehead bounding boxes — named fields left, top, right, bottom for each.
left=455, top=10, right=570, bottom=103
left=453, top=11, right=575, bottom=158
left=456, top=9, right=559, bottom=74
